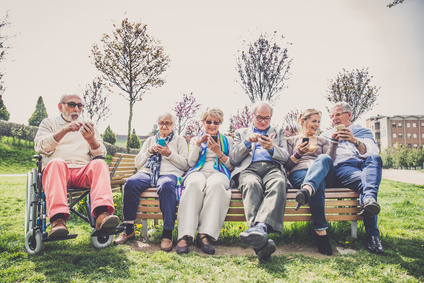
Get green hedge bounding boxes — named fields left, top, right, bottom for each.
left=380, top=143, right=424, bottom=169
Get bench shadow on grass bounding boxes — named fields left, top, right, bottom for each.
left=381, top=235, right=424, bottom=280
left=30, top=238, right=130, bottom=281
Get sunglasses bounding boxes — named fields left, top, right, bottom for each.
left=62, top=101, right=85, bottom=109
left=329, top=111, right=348, bottom=119
left=158, top=121, right=173, bottom=127
left=205, top=120, right=220, bottom=125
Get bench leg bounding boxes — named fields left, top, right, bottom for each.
left=142, top=219, right=148, bottom=239
left=351, top=220, right=358, bottom=239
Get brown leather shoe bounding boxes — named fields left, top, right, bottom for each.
left=49, top=218, right=69, bottom=237
left=96, top=212, right=120, bottom=230
left=113, top=231, right=135, bottom=245
left=160, top=238, right=173, bottom=252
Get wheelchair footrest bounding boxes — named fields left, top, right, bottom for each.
left=43, top=234, right=78, bottom=243
left=91, top=226, right=125, bottom=237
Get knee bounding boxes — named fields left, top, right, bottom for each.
left=46, top=158, right=67, bottom=169
left=124, top=177, right=140, bottom=192
left=368, top=155, right=382, bottom=166
left=160, top=180, right=177, bottom=194
left=90, top=158, right=108, bottom=168
left=317, top=154, right=332, bottom=165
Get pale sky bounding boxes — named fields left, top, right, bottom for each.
left=1, top=0, right=423, bottom=135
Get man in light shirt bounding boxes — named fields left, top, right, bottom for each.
left=34, top=94, right=119, bottom=237
left=321, top=102, right=384, bottom=254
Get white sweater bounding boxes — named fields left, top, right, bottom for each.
left=136, top=135, right=189, bottom=177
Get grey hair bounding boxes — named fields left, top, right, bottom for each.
left=250, top=101, right=273, bottom=116
left=157, top=111, right=176, bottom=123
left=332, top=102, right=352, bottom=113
left=59, top=94, right=83, bottom=103
left=201, top=107, right=224, bottom=123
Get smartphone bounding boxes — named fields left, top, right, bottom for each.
left=261, top=135, right=268, bottom=139
left=302, top=137, right=309, bottom=145
left=158, top=139, right=166, bottom=146
left=337, top=124, right=345, bottom=131
left=211, top=135, right=218, bottom=142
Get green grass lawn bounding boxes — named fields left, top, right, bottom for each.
left=1, top=176, right=423, bottom=282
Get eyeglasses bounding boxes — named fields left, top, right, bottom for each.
left=329, top=111, right=348, bottom=119
left=205, top=120, right=220, bottom=125
left=158, top=121, right=173, bottom=127
left=253, top=114, right=271, bottom=122
left=62, top=101, right=85, bottom=109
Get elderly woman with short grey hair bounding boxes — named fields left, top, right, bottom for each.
left=114, top=112, right=188, bottom=252
left=175, top=107, right=233, bottom=255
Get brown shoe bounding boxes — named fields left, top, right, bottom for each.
left=113, top=231, right=135, bottom=245
left=95, top=212, right=120, bottom=230
left=49, top=218, right=69, bottom=237
left=160, top=238, right=173, bottom=252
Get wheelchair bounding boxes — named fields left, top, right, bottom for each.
left=24, top=155, right=124, bottom=254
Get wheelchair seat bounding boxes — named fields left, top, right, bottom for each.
left=24, top=155, right=124, bottom=254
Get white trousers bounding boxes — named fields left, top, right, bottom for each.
left=177, top=171, right=231, bottom=241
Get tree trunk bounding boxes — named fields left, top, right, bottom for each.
left=126, top=100, right=134, bottom=153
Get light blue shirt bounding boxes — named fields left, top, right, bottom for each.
left=244, top=127, right=275, bottom=163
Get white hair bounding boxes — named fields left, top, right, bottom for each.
left=157, top=111, right=176, bottom=123
left=250, top=101, right=273, bottom=116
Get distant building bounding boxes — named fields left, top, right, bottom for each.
left=366, top=115, right=424, bottom=149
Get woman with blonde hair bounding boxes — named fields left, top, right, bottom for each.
left=175, top=107, right=233, bottom=255
left=286, top=108, right=339, bottom=255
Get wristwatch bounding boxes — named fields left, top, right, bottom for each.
left=355, top=140, right=361, bottom=147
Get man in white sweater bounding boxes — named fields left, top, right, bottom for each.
left=34, top=94, right=119, bottom=237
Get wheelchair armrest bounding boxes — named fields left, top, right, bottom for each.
left=93, top=155, right=106, bottom=160
left=33, top=155, right=42, bottom=161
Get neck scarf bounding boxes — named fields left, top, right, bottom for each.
left=144, top=131, right=174, bottom=187
left=176, top=132, right=230, bottom=200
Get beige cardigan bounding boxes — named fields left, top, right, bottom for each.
left=34, top=116, right=106, bottom=168
left=136, top=135, right=189, bottom=177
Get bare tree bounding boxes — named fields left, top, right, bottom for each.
left=0, top=12, right=11, bottom=97
left=173, top=93, right=201, bottom=135
left=236, top=31, right=293, bottom=105
left=82, top=77, right=111, bottom=125
left=324, top=68, right=380, bottom=123
left=92, top=18, right=170, bottom=150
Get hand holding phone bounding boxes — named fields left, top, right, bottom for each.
left=337, top=124, right=345, bottom=131
left=158, top=139, right=166, bottom=147
left=211, top=135, right=218, bottom=142
left=302, top=137, right=309, bottom=145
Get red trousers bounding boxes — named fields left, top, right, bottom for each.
left=42, top=158, right=115, bottom=220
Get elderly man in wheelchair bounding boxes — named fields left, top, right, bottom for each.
left=25, top=94, right=121, bottom=253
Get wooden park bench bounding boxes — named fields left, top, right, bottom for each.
left=108, top=153, right=362, bottom=239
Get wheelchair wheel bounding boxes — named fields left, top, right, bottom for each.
left=25, top=169, right=37, bottom=235
left=91, top=232, right=114, bottom=249
left=25, top=229, right=45, bottom=254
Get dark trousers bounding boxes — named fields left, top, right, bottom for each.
left=289, top=154, right=334, bottom=231
left=334, top=155, right=382, bottom=238
left=123, top=172, right=177, bottom=231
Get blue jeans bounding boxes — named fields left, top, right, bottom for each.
left=289, top=154, right=334, bottom=231
left=123, top=172, right=177, bottom=231
left=334, top=155, right=382, bottom=238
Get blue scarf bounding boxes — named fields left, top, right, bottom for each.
left=176, top=132, right=230, bottom=200
left=144, top=131, right=174, bottom=187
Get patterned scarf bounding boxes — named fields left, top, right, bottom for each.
left=144, top=131, right=174, bottom=187
left=176, top=132, right=230, bottom=200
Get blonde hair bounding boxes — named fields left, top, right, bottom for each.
left=297, top=108, right=322, bottom=129
left=201, top=107, right=224, bottom=123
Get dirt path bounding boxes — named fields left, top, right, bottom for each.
left=131, top=241, right=341, bottom=258
left=382, top=169, right=424, bottom=185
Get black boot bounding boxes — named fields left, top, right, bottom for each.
left=315, top=232, right=333, bottom=255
